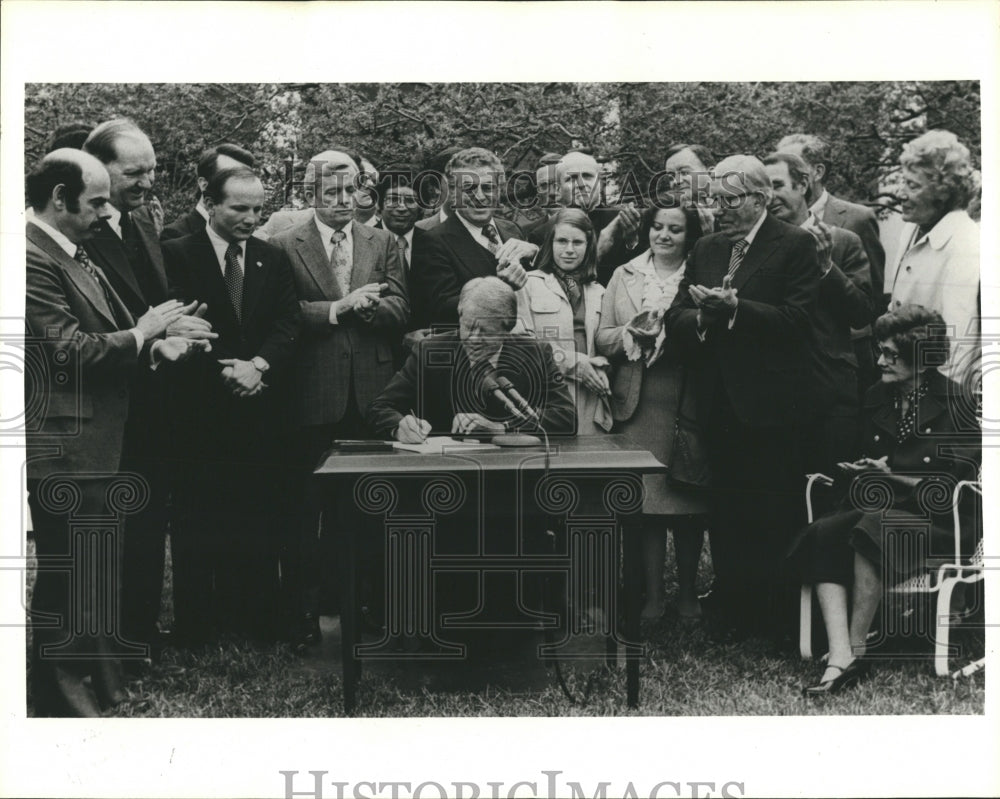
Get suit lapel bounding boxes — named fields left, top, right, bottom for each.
left=731, top=215, right=782, bottom=292
left=132, top=207, right=169, bottom=299
left=350, top=221, right=375, bottom=290
left=443, top=215, right=493, bottom=279
left=623, top=263, right=645, bottom=312
left=85, top=222, right=144, bottom=308
left=241, top=237, right=267, bottom=322
left=29, top=225, right=122, bottom=329
left=295, top=219, right=341, bottom=300
left=191, top=231, right=243, bottom=330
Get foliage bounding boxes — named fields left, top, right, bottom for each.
left=24, top=81, right=980, bottom=222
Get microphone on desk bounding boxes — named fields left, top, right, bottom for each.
left=490, top=376, right=545, bottom=451
left=483, top=376, right=527, bottom=422
left=497, top=376, right=541, bottom=423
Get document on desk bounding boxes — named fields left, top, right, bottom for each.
left=392, top=436, right=501, bottom=454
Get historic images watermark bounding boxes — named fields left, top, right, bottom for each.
left=280, top=770, right=746, bottom=799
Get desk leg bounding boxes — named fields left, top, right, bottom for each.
left=622, top=512, right=643, bottom=708
left=335, top=486, right=359, bottom=716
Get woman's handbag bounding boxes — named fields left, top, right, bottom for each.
left=665, top=367, right=711, bottom=488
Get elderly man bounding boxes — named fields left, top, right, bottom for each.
left=25, top=149, right=194, bottom=715
left=414, top=148, right=538, bottom=328
left=82, top=119, right=216, bottom=658
left=270, top=149, right=408, bottom=650
left=161, top=143, right=255, bottom=241
left=665, top=154, right=821, bottom=639
left=368, top=276, right=575, bottom=440
left=764, top=151, right=874, bottom=472
left=885, top=129, right=980, bottom=386
left=529, top=150, right=640, bottom=285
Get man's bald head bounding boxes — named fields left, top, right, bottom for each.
left=556, top=151, right=602, bottom=211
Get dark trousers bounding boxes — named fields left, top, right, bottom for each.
left=28, top=476, right=137, bottom=716
left=171, top=460, right=283, bottom=644
left=702, top=391, right=807, bottom=636
left=284, top=397, right=368, bottom=625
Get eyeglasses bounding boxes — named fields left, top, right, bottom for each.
left=706, top=192, right=754, bottom=210
left=876, top=347, right=900, bottom=364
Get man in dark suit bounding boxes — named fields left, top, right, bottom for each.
left=528, top=150, right=641, bottom=285
left=82, top=119, right=216, bottom=659
left=764, top=152, right=874, bottom=473
left=414, top=145, right=463, bottom=231
left=665, top=155, right=821, bottom=639
left=163, top=166, right=300, bottom=645
left=414, top=147, right=538, bottom=328
left=368, top=276, right=575, bottom=439
left=25, top=149, right=193, bottom=715
left=160, top=143, right=255, bottom=241
left=270, top=149, right=408, bottom=649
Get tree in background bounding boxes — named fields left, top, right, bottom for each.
left=25, top=81, right=980, bottom=223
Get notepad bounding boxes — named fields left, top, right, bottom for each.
left=392, top=436, right=500, bottom=454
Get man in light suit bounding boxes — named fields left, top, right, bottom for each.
left=415, top=147, right=538, bottom=328
left=25, top=149, right=192, bottom=715
left=160, top=143, right=255, bottom=241
left=82, top=119, right=215, bottom=660
left=270, top=148, right=409, bottom=649
left=764, top=151, right=874, bottom=472
left=665, top=155, right=821, bottom=640
left=163, top=166, right=300, bottom=645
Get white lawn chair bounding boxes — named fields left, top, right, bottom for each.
left=798, top=474, right=983, bottom=677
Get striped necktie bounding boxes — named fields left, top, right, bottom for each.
left=75, top=246, right=128, bottom=327
left=726, top=238, right=749, bottom=279
left=481, top=224, right=500, bottom=255
left=330, top=229, right=351, bottom=296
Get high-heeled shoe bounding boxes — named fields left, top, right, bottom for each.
left=802, top=658, right=870, bottom=697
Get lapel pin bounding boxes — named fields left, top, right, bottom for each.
left=256, top=261, right=263, bottom=268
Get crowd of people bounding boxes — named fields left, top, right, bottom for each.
left=24, top=116, right=982, bottom=716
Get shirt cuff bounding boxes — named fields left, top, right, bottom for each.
left=727, top=304, right=739, bottom=330
left=130, top=328, right=145, bottom=353
left=696, top=311, right=708, bottom=343
left=328, top=300, right=342, bottom=325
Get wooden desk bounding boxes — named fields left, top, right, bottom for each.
left=313, top=435, right=664, bottom=714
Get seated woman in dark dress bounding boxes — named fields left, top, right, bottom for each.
left=791, top=304, right=980, bottom=695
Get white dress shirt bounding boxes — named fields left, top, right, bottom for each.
left=456, top=212, right=501, bottom=253
left=205, top=221, right=246, bottom=277
left=313, top=212, right=355, bottom=325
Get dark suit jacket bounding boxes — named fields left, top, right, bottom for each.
left=270, top=218, right=409, bottom=428
left=162, top=230, right=300, bottom=461
left=529, top=207, right=635, bottom=286
left=413, top=213, right=524, bottom=328
left=84, top=205, right=169, bottom=313
left=25, top=223, right=139, bottom=481
left=414, top=210, right=446, bottom=232
left=366, top=330, right=576, bottom=438
left=665, top=213, right=821, bottom=428
left=822, top=193, right=885, bottom=309
left=160, top=207, right=206, bottom=242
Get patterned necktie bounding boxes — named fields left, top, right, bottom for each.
left=726, top=238, right=749, bottom=279
left=223, top=241, right=244, bottom=321
left=119, top=210, right=132, bottom=242
left=75, top=246, right=127, bottom=327
left=330, top=229, right=351, bottom=296
left=397, top=235, right=409, bottom=270
left=481, top=224, right=500, bottom=255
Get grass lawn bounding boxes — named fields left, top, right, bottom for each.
left=25, top=534, right=984, bottom=718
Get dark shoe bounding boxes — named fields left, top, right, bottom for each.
left=802, top=659, right=870, bottom=697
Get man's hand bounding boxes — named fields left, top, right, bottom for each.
left=167, top=301, right=218, bottom=350
left=837, top=455, right=890, bottom=474
left=135, top=299, right=186, bottom=339
left=151, top=336, right=206, bottom=364
left=451, top=412, right=504, bottom=436
left=494, top=238, right=535, bottom=290
left=218, top=358, right=263, bottom=397
left=496, top=260, right=527, bottom=290
left=574, top=355, right=611, bottom=397
left=616, top=203, right=641, bottom=248
left=690, top=275, right=738, bottom=318
left=338, top=282, right=387, bottom=319
left=396, top=414, right=431, bottom=443
left=804, top=218, right=834, bottom=276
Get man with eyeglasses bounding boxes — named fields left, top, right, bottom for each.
left=415, top=147, right=538, bottom=327
left=270, top=148, right=409, bottom=652
left=665, top=154, right=821, bottom=642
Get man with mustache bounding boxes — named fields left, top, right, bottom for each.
left=25, top=149, right=194, bottom=715
left=163, top=166, right=300, bottom=645
left=82, top=119, right=216, bottom=663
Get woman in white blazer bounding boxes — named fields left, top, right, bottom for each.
left=596, top=197, right=708, bottom=621
left=516, top=208, right=612, bottom=435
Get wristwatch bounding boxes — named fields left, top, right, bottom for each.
left=250, top=357, right=270, bottom=374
